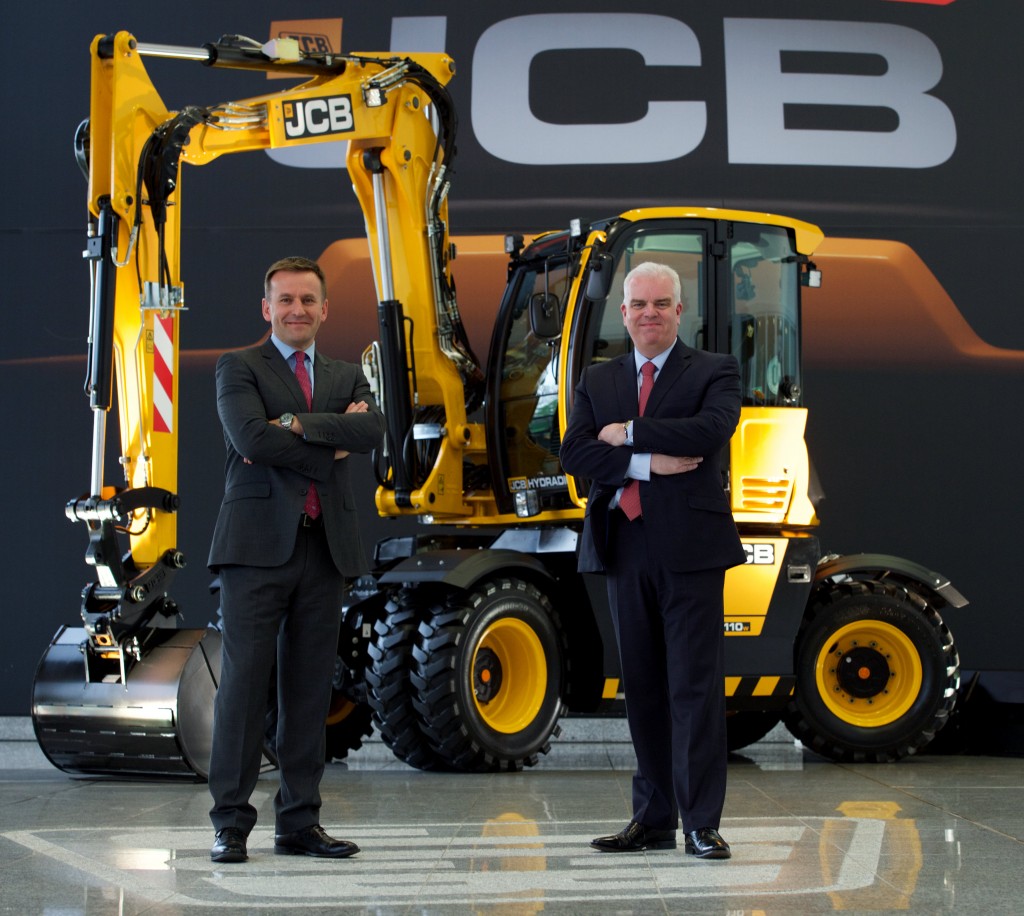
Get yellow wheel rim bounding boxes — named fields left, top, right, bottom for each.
left=471, top=617, right=547, bottom=734
left=325, top=696, right=356, bottom=726
left=814, top=619, right=923, bottom=727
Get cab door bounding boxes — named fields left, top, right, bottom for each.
left=484, top=242, right=575, bottom=517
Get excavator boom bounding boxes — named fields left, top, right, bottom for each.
left=35, top=30, right=481, bottom=778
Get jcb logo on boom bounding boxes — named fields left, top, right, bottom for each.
left=283, top=95, right=355, bottom=139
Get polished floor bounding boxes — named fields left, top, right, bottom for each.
left=1, top=716, right=1022, bottom=915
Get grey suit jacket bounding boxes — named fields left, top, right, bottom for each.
left=207, top=338, right=385, bottom=576
left=560, top=340, right=746, bottom=574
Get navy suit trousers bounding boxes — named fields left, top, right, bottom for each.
left=607, top=509, right=728, bottom=833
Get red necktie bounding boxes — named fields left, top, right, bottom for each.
left=294, top=351, right=321, bottom=519
left=618, top=360, right=656, bottom=521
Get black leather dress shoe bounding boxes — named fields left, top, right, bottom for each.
left=591, top=821, right=677, bottom=852
left=211, top=827, right=248, bottom=863
left=274, top=824, right=360, bottom=858
left=684, top=827, right=731, bottom=859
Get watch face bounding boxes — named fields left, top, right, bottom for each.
left=281, top=413, right=294, bottom=429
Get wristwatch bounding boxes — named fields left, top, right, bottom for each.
left=280, top=412, right=295, bottom=431
left=623, top=419, right=633, bottom=441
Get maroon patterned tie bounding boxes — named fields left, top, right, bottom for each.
left=618, top=360, right=656, bottom=521
left=294, top=351, right=321, bottom=519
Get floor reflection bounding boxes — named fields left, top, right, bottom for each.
left=0, top=721, right=1020, bottom=914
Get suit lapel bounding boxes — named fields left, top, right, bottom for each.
left=311, top=351, right=332, bottom=412
left=612, top=354, right=639, bottom=418
left=644, top=339, right=691, bottom=416
left=261, top=339, right=308, bottom=410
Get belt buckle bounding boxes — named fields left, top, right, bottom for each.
left=300, top=513, right=317, bottom=527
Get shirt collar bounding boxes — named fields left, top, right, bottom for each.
left=270, top=334, right=315, bottom=366
left=633, top=339, right=676, bottom=376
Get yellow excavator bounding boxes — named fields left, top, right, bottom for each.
left=31, top=30, right=967, bottom=778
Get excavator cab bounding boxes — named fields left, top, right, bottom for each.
left=487, top=211, right=822, bottom=527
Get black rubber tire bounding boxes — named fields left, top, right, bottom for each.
left=324, top=597, right=377, bottom=763
left=325, top=701, right=373, bottom=762
left=726, top=710, right=782, bottom=753
left=365, top=593, right=444, bottom=770
left=783, top=581, right=959, bottom=762
left=411, top=578, right=566, bottom=772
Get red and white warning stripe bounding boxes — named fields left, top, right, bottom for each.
left=152, top=314, right=174, bottom=433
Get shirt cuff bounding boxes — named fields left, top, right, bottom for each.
left=627, top=452, right=652, bottom=482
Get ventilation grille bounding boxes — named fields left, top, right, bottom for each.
left=737, top=477, right=793, bottom=515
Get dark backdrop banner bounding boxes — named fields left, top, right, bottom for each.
left=2, top=0, right=1020, bottom=713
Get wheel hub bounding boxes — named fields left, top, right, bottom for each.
left=835, top=646, right=890, bottom=698
left=474, top=647, right=503, bottom=703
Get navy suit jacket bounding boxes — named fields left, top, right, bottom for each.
left=560, top=340, right=746, bottom=574
left=208, top=338, right=385, bottom=576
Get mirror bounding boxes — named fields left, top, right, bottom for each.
left=585, top=253, right=614, bottom=300
left=529, top=292, right=561, bottom=340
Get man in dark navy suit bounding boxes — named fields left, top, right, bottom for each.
left=207, top=256, right=384, bottom=863
left=560, top=261, right=745, bottom=860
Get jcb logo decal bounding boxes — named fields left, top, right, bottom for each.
left=278, top=31, right=333, bottom=54
left=744, top=543, right=776, bottom=565
left=267, top=19, right=342, bottom=81
left=283, top=96, right=354, bottom=139
left=507, top=474, right=567, bottom=492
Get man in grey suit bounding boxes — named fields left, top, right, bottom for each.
left=207, top=256, right=384, bottom=863
left=560, top=261, right=745, bottom=861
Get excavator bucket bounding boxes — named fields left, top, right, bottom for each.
left=31, top=626, right=221, bottom=780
